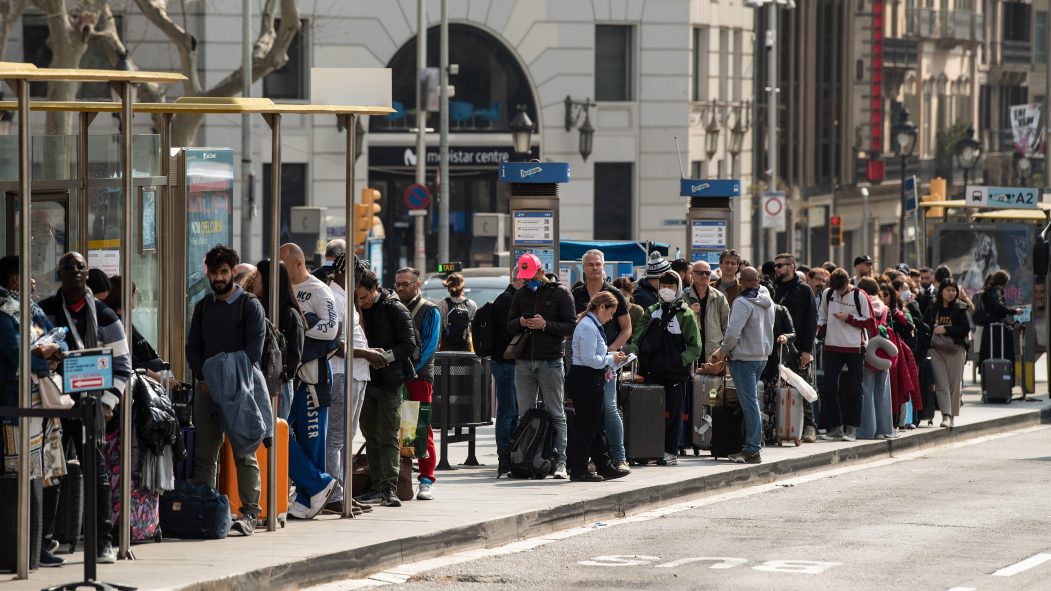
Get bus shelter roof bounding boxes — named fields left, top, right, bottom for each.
left=0, top=61, right=185, bottom=83
left=0, top=96, right=393, bottom=116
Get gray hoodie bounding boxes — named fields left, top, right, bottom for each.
left=720, top=284, right=775, bottom=361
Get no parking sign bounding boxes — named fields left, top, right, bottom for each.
left=761, top=192, right=786, bottom=231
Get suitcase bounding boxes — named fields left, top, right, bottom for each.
left=219, top=418, right=289, bottom=526
left=691, top=374, right=717, bottom=450
left=174, top=426, right=195, bottom=482
left=0, top=473, right=42, bottom=572
left=104, top=432, right=162, bottom=544
left=981, top=323, right=1013, bottom=404
left=618, top=382, right=665, bottom=464
left=159, top=480, right=230, bottom=540
left=709, top=405, right=744, bottom=459
left=772, top=387, right=804, bottom=447
left=52, top=444, right=83, bottom=554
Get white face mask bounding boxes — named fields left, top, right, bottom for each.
left=658, top=288, right=677, bottom=303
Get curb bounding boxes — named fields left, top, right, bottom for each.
left=180, top=405, right=1051, bottom=591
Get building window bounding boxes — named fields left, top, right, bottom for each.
left=1003, top=2, right=1031, bottom=42
left=718, top=28, right=730, bottom=102
left=22, top=14, right=123, bottom=99
left=263, top=20, right=309, bottom=100
left=692, top=27, right=709, bottom=102
left=1037, top=12, right=1048, bottom=64
left=593, top=163, right=633, bottom=240
left=595, top=25, right=634, bottom=101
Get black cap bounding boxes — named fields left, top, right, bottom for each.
left=853, top=255, right=874, bottom=267
left=895, top=263, right=911, bottom=274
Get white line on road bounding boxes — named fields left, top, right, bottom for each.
left=305, top=426, right=1048, bottom=590
left=991, top=553, right=1051, bottom=577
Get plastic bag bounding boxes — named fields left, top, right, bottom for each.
left=32, top=326, right=67, bottom=348
left=399, top=399, right=421, bottom=458
left=778, top=364, right=818, bottom=402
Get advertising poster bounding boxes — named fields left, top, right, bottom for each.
left=184, top=149, right=234, bottom=309
left=931, top=223, right=1034, bottom=306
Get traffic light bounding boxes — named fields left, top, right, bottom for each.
left=354, top=187, right=382, bottom=245
left=829, top=215, right=844, bottom=247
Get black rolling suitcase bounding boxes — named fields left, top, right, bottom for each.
left=618, top=381, right=665, bottom=464
left=981, top=322, right=1014, bottom=404
left=0, top=473, right=42, bottom=572
left=710, top=405, right=744, bottom=459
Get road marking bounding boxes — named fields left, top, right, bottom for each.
left=991, top=553, right=1051, bottom=577
left=304, top=426, right=1048, bottom=590
left=577, top=555, right=660, bottom=567
left=944, top=587, right=975, bottom=591
left=655, top=557, right=748, bottom=570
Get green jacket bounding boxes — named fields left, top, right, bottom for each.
left=626, top=299, right=704, bottom=374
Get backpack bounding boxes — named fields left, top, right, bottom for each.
left=826, top=286, right=864, bottom=315
left=971, top=290, right=990, bottom=326
left=508, top=407, right=555, bottom=479
left=237, top=294, right=287, bottom=397
left=470, top=300, right=496, bottom=357
left=442, top=297, right=472, bottom=350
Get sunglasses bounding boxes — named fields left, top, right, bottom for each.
left=693, top=270, right=711, bottom=276
left=774, top=263, right=790, bottom=269
left=394, top=281, right=415, bottom=288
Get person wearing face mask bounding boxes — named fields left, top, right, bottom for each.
left=625, top=271, right=702, bottom=466
left=506, top=254, right=577, bottom=479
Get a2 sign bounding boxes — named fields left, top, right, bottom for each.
left=966, top=185, right=1039, bottom=210
left=577, top=555, right=841, bottom=574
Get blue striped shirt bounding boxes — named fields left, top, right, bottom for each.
left=572, top=313, right=614, bottom=370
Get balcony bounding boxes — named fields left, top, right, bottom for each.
left=1001, top=40, right=1033, bottom=66
left=906, top=8, right=984, bottom=44
left=884, top=38, right=919, bottom=70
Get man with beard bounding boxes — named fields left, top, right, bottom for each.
left=773, top=253, right=819, bottom=443
left=184, top=245, right=266, bottom=535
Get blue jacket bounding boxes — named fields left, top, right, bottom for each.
left=202, top=351, right=274, bottom=458
left=0, top=291, right=66, bottom=419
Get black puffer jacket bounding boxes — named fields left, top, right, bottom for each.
left=774, top=275, right=817, bottom=355
left=362, top=288, right=418, bottom=387
left=506, top=280, right=576, bottom=361
left=132, top=372, right=179, bottom=455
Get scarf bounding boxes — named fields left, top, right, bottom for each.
left=60, top=289, right=98, bottom=350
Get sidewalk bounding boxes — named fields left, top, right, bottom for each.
left=3, top=382, right=1049, bottom=591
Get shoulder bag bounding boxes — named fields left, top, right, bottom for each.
left=33, top=373, right=74, bottom=410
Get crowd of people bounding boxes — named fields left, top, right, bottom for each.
left=1, top=237, right=1029, bottom=570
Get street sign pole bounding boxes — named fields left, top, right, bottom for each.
left=405, top=183, right=431, bottom=271
left=681, top=179, right=741, bottom=269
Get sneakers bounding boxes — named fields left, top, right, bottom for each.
left=354, top=489, right=384, bottom=505
left=289, top=500, right=311, bottom=519
left=949, top=416, right=955, bottom=429
left=39, top=548, right=64, bottom=567
left=552, top=463, right=568, bottom=479
left=570, top=471, right=604, bottom=482
left=819, top=426, right=844, bottom=440
left=417, top=478, right=435, bottom=500
left=842, top=426, right=857, bottom=442
left=497, top=461, right=511, bottom=479
left=307, top=479, right=339, bottom=519
left=880, top=431, right=901, bottom=440
left=598, top=466, right=630, bottom=480
left=660, top=452, right=678, bottom=466
left=45, top=538, right=59, bottom=555
left=230, top=514, right=257, bottom=536
left=940, top=415, right=951, bottom=428
left=615, top=461, right=631, bottom=474
left=380, top=487, right=401, bottom=507
left=727, top=450, right=762, bottom=464
left=802, top=425, right=818, bottom=443
left=96, top=542, right=117, bottom=564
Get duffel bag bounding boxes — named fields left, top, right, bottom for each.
left=159, top=480, right=230, bottom=539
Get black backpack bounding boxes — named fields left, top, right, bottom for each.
left=470, top=301, right=496, bottom=357
left=508, top=406, right=555, bottom=479
left=442, top=298, right=472, bottom=350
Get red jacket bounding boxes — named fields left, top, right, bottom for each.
left=891, top=338, right=922, bottom=412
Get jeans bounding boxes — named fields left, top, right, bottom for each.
left=515, top=358, right=568, bottom=466
left=325, top=373, right=366, bottom=502
left=405, top=379, right=436, bottom=482
left=820, top=350, right=864, bottom=430
left=858, top=368, right=893, bottom=439
left=603, top=376, right=626, bottom=463
left=728, top=359, right=766, bottom=455
left=492, top=361, right=518, bottom=460
left=276, top=380, right=293, bottom=421
left=359, top=383, right=401, bottom=492
left=288, top=382, right=336, bottom=506
left=191, top=382, right=260, bottom=516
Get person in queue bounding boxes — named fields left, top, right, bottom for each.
left=394, top=266, right=441, bottom=500
left=354, top=269, right=417, bottom=506
left=103, top=276, right=170, bottom=385
left=86, top=268, right=110, bottom=302
left=977, top=270, right=1022, bottom=390
left=856, top=278, right=895, bottom=440
left=612, top=276, right=645, bottom=334
left=311, top=239, right=346, bottom=284
left=626, top=271, right=702, bottom=466
left=0, top=256, right=67, bottom=567
left=852, top=255, right=875, bottom=285
left=715, top=249, right=742, bottom=305
left=40, top=252, right=133, bottom=559
left=816, top=268, right=873, bottom=442
left=686, top=260, right=729, bottom=365
left=248, top=259, right=305, bottom=421
left=436, top=272, right=477, bottom=352
left=671, top=258, right=692, bottom=292
left=709, top=267, right=774, bottom=464
left=634, top=251, right=670, bottom=309
left=493, top=267, right=524, bottom=478
left=571, top=249, right=632, bottom=472
left=566, top=290, right=631, bottom=482
left=924, top=279, right=971, bottom=428
left=507, top=253, right=576, bottom=480
left=773, top=253, right=819, bottom=443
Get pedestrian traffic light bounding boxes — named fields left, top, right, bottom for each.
left=354, top=187, right=382, bottom=245
left=829, top=215, right=844, bottom=247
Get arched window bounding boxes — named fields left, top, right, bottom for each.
left=372, top=24, right=537, bottom=133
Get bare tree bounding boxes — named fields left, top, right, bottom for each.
left=0, top=0, right=31, bottom=63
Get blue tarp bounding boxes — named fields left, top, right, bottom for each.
left=559, top=240, right=670, bottom=267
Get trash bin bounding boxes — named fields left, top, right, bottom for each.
left=432, top=352, right=492, bottom=427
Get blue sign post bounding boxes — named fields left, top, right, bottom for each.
left=904, top=176, right=918, bottom=213
left=683, top=179, right=739, bottom=268
left=63, top=348, right=114, bottom=393
left=502, top=162, right=570, bottom=270
left=679, top=178, right=742, bottom=198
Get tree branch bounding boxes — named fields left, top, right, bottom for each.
left=0, top=0, right=31, bottom=63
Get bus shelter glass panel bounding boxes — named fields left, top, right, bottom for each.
left=0, top=135, right=77, bottom=182
left=0, top=194, right=69, bottom=297
left=87, top=134, right=163, bottom=178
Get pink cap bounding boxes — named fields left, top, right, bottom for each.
left=516, top=253, right=543, bottom=279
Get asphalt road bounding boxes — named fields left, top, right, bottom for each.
left=372, top=426, right=1051, bottom=591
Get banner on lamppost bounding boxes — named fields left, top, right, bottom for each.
left=1009, top=103, right=1042, bottom=155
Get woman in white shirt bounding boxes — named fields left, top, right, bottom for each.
left=566, top=291, right=631, bottom=482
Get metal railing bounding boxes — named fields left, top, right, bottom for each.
left=906, top=7, right=984, bottom=43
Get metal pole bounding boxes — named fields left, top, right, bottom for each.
left=159, top=113, right=172, bottom=362
left=415, top=0, right=428, bottom=272
left=1045, top=3, right=1051, bottom=192
left=118, top=80, right=134, bottom=560
left=900, top=157, right=907, bottom=264
left=241, top=0, right=254, bottom=261
left=763, top=1, right=778, bottom=265
left=15, top=77, right=31, bottom=581
left=438, top=0, right=450, bottom=263
left=78, top=112, right=93, bottom=255
left=862, top=189, right=869, bottom=259
left=265, top=113, right=281, bottom=532
left=342, top=114, right=356, bottom=519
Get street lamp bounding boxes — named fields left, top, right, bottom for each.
left=727, top=101, right=750, bottom=177
left=564, top=95, right=597, bottom=161
left=705, top=99, right=721, bottom=163
left=509, top=104, right=534, bottom=158
left=1016, top=153, right=1032, bottom=186
left=892, top=108, right=917, bottom=264
left=955, top=126, right=982, bottom=188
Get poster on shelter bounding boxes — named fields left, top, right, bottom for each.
left=184, top=149, right=234, bottom=308
left=931, top=223, right=1034, bottom=306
